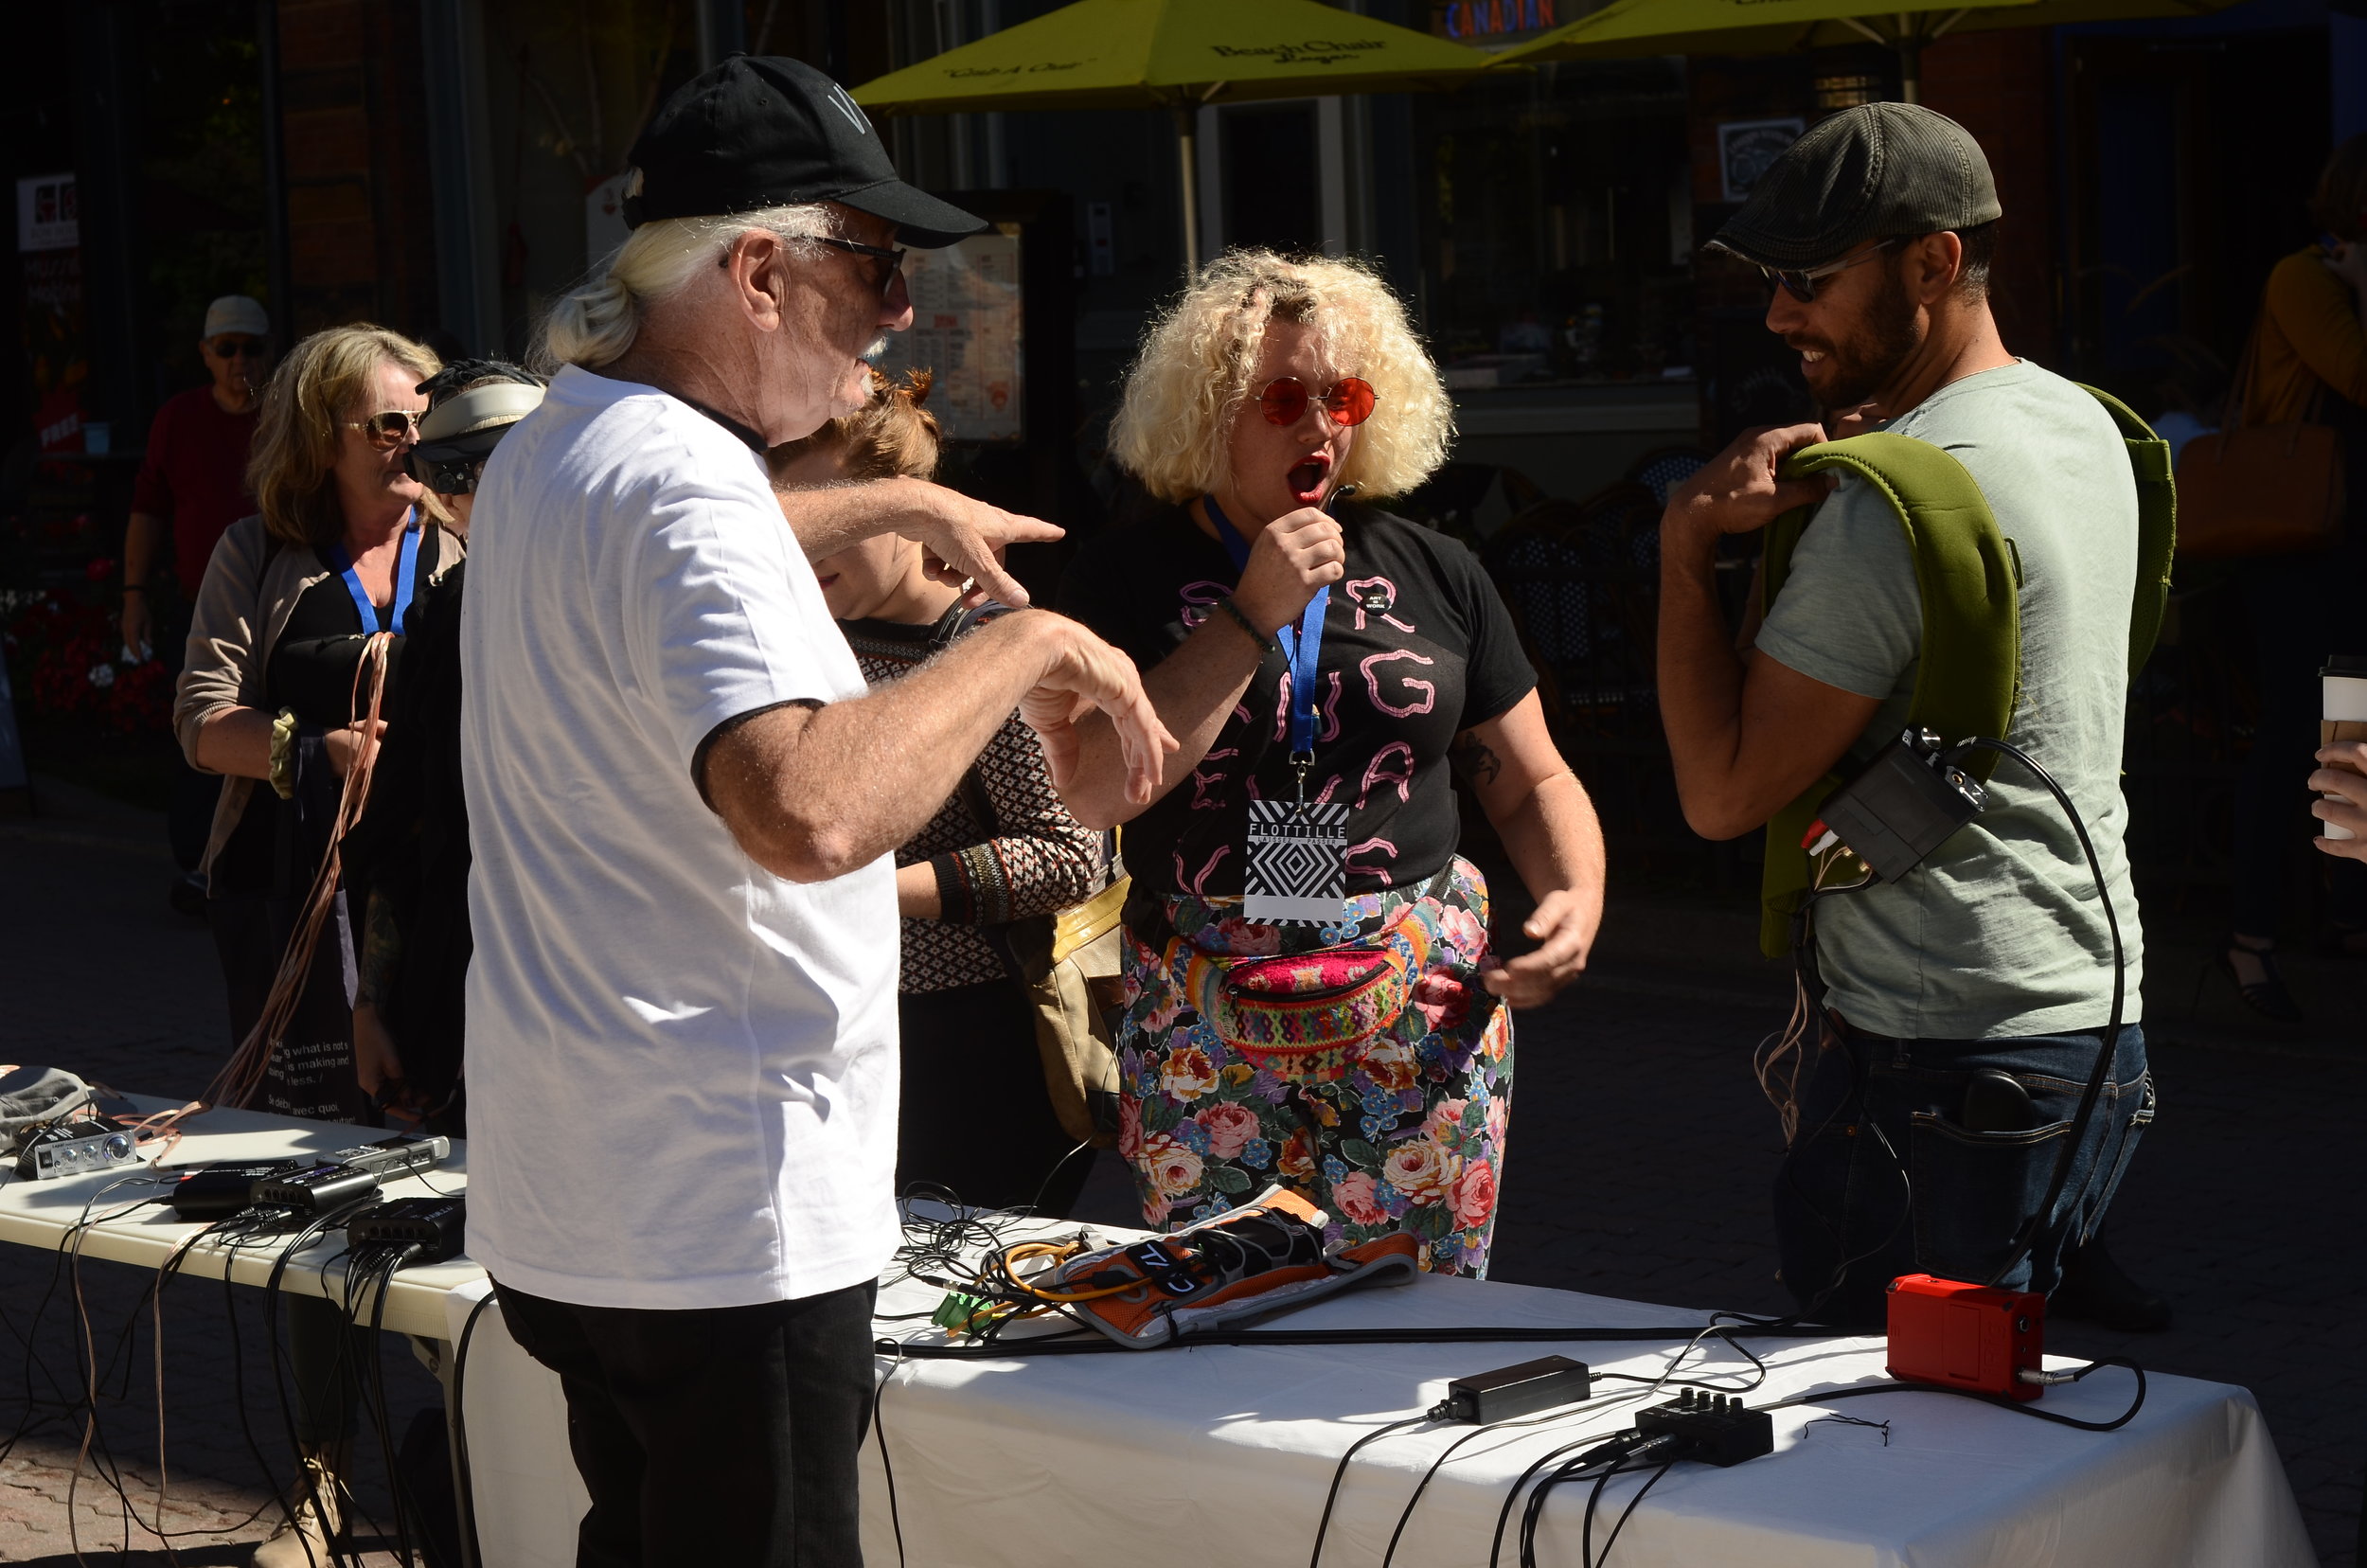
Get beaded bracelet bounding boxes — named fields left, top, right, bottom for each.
left=1217, top=596, right=1278, bottom=659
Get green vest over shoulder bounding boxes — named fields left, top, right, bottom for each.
left=1753, top=384, right=2176, bottom=958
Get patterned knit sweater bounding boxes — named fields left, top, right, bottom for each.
left=841, top=609, right=1112, bottom=993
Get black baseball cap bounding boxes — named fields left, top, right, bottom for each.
left=623, top=55, right=987, bottom=249
left=1710, top=102, right=2002, bottom=271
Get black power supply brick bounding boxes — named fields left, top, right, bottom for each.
left=1635, top=1389, right=1775, bottom=1467
left=347, top=1197, right=466, bottom=1264
left=168, top=1162, right=303, bottom=1219
left=1441, top=1356, right=1594, bottom=1423
left=253, top=1164, right=383, bottom=1212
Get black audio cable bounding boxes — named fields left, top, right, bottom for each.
left=219, top=1208, right=309, bottom=1526
left=1941, top=738, right=2128, bottom=1291
left=1378, top=1390, right=1655, bottom=1568
left=1498, top=1432, right=1670, bottom=1568
left=1307, top=1410, right=1448, bottom=1568
left=1581, top=1451, right=1680, bottom=1568
left=879, top=1320, right=1839, bottom=1359
left=261, top=1197, right=380, bottom=1568
left=872, top=1345, right=909, bottom=1568
left=357, top=1240, right=426, bottom=1568
left=1768, top=1357, right=2147, bottom=1432
left=450, top=1292, right=497, bottom=1568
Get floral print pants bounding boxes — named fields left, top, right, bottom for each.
left=1115, top=856, right=1513, bottom=1277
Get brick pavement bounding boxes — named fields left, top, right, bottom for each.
left=5, top=774, right=2361, bottom=1563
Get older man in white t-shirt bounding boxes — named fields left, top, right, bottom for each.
left=461, top=59, right=1182, bottom=1567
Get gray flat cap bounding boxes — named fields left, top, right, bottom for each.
left=1710, top=102, right=2001, bottom=270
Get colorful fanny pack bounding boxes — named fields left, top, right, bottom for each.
left=1186, top=939, right=1414, bottom=1061
left=1177, top=867, right=1451, bottom=1067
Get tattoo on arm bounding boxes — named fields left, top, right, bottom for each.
left=1450, top=729, right=1502, bottom=787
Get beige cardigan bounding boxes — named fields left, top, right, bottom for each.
left=172, top=513, right=463, bottom=885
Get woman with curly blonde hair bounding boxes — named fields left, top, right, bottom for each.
left=1055, top=250, right=1607, bottom=1275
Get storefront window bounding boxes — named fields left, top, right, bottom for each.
left=1409, top=59, right=1695, bottom=388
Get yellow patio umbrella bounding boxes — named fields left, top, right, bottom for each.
left=1493, top=0, right=2234, bottom=105
left=853, top=0, right=1503, bottom=272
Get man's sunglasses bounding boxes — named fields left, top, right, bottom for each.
left=715, top=234, right=909, bottom=295
left=1752, top=238, right=1901, bottom=304
left=208, top=336, right=270, bottom=359
left=1258, top=377, right=1377, bottom=428
left=814, top=235, right=908, bottom=294
left=343, top=409, right=426, bottom=450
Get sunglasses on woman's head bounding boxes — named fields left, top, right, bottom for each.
left=1752, top=238, right=1902, bottom=304
left=343, top=409, right=425, bottom=449
left=1258, top=377, right=1377, bottom=428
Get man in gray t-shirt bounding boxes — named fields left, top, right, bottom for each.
left=1656, top=104, right=2162, bottom=1331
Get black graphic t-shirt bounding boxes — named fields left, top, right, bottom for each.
left=1058, top=502, right=1536, bottom=925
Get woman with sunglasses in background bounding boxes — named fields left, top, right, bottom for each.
left=1055, top=251, right=1606, bottom=1274
left=172, top=323, right=453, bottom=1567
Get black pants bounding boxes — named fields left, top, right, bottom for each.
left=492, top=1278, right=878, bottom=1568
left=898, top=976, right=1090, bottom=1215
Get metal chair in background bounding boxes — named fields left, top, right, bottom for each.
left=1482, top=479, right=1693, bottom=868
left=1395, top=462, right=1546, bottom=548
left=1626, top=446, right=1709, bottom=509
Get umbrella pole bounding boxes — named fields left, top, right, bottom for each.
left=1897, top=33, right=1922, bottom=103
left=1174, top=105, right=1201, bottom=279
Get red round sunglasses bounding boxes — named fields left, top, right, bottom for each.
left=1258, top=376, right=1377, bottom=428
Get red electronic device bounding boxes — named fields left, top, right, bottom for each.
left=1885, top=1274, right=2047, bottom=1400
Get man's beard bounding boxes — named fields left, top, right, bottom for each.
left=1807, top=263, right=1922, bottom=412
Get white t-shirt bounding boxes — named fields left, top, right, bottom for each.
left=458, top=365, right=900, bottom=1310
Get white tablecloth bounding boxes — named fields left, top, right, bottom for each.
left=0, top=1096, right=474, bottom=1340
left=449, top=1220, right=2314, bottom=1568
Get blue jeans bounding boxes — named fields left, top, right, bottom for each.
left=1771, top=1020, right=2154, bottom=1327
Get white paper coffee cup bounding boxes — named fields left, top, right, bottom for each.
left=2321, top=655, right=2367, bottom=840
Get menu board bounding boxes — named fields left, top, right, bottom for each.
left=872, top=223, right=1024, bottom=443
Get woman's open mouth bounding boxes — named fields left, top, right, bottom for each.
left=1287, top=454, right=1331, bottom=507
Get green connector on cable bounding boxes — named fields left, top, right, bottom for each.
left=932, top=1290, right=997, bottom=1337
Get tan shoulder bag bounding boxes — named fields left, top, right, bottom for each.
left=2175, top=322, right=2346, bottom=558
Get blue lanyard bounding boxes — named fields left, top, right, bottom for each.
left=1203, top=496, right=1329, bottom=774
left=320, top=513, right=420, bottom=635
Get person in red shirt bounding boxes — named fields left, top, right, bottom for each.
left=124, top=294, right=274, bottom=907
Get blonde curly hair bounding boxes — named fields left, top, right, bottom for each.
left=1110, top=250, right=1452, bottom=504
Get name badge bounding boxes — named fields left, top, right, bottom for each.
left=1243, top=798, right=1348, bottom=925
